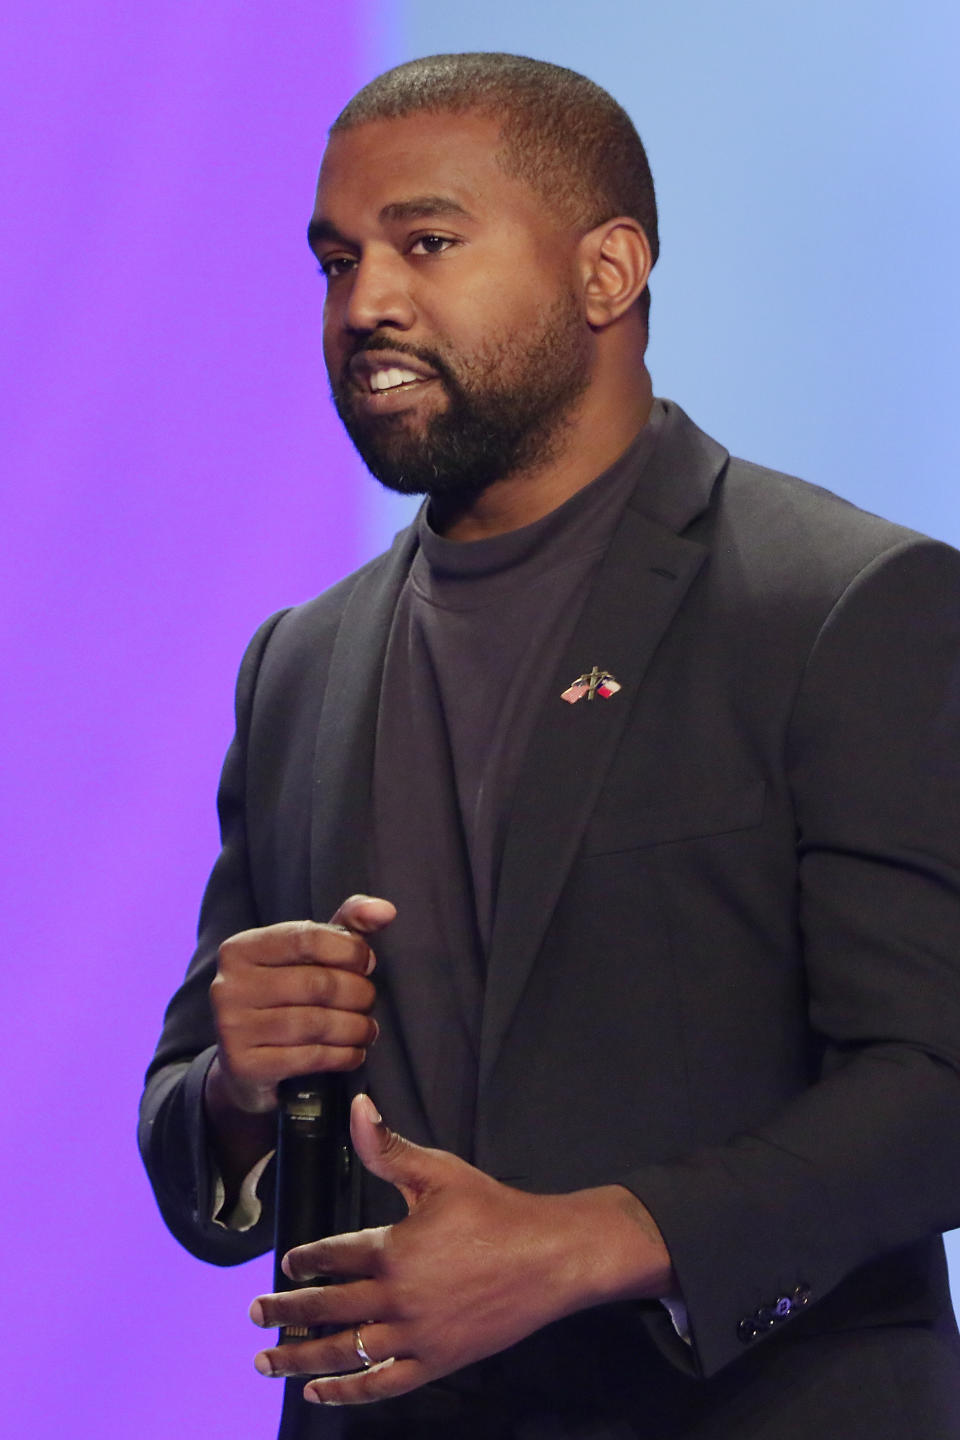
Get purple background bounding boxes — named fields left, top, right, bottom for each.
left=3, top=4, right=958, bottom=1437
left=2, top=6, right=379, bottom=1435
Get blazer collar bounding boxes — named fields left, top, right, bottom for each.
left=308, top=524, right=418, bottom=921
left=626, top=398, right=727, bottom=533
left=479, top=402, right=728, bottom=1087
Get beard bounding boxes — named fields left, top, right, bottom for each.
left=329, top=290, right=591, bottom=500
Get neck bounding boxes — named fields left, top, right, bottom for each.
left=436, top=367, right=654, bottom=543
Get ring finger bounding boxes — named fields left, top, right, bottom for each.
left=255, top=1323, right=401, bottom=1379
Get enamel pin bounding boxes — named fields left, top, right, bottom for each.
left=561, top=666, right=622, bottom=704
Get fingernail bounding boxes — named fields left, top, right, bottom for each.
left=360, top=1093, right=383, bottom=1124
left=370, top=1018, right=380, bottom=1045
left=254, top=1352, right=275, bottom=1376
left=306, top=1391, right=341, bottom=1406
left=249, top=1299, right=266, bottom=1327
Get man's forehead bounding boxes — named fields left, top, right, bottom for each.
left=316, top=110, right=506, bottom=201
left=311, top=109, right=567, bottom=246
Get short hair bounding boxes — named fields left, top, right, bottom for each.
left=332, top=53, right=658, bottom=319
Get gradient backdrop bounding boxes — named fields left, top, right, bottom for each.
left=4, top=4, right=959, bottom=1435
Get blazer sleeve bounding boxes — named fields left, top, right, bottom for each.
left=137, top=609, right=289, bottom=1266
left=624, top=536, right=960, bottom=1377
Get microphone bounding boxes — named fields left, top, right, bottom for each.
left=272, top=1072, right=355, bottom=1343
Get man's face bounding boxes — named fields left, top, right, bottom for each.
left=309, top=111, right=591, bottom=499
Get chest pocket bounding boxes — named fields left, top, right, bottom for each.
left=580, top=778, right=766, bottom=856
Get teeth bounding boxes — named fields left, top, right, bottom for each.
left=369, top=367, right=421, bottom=392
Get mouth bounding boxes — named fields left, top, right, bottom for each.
left=366, top=366, right=427, bottom=393
left=348, top=351, right=440, bottom=397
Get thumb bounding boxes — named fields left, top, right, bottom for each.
left=328, top=893, right=397, bottom=935
left=350, top=1093, right=436, bottom=1210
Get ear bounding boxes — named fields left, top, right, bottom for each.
left=578, top=218, right=652, bottom=330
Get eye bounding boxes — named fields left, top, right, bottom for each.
left=409, top=234, right=456, bottom=257
left=317, top=254, right=357, bottom=280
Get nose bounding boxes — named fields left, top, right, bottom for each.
left=341, top=248, right=415, bottom=335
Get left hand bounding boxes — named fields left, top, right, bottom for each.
left=249, top=1094, right=673, bottom=1406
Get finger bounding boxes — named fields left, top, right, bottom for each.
left=328, top=895, right=397, bottom=935
left=252, top=1333, right=359, bottom=1379
left=253, top=1319, right=400, bottom=1376
left=232, top=1005, right=378, bottom=1050
left=220, top=921, right=376, bottom=975
left=350, top=1094, right=442, bottom=1209
left=250, top=1279, right=382, bottom=1331
left=304, top=1357, right=425, bottom=1405
left=282, top=1226, right=387, bottom=1283
left=227, top=1041, right=370, bottom=1085
left=254, top=1324, right=404, bottom=1383
left=220, top=964, right=375, bottom=1013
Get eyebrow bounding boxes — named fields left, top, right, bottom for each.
left=307, top=195, right=474, bottom=250
left=307, top=217, right=349, bottom=249
left=379, top=195, right=473, bottom=223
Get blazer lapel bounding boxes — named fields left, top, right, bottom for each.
left=479, top=406, right=727, bottom=1088
left=309, top=526, right=418, bottom=921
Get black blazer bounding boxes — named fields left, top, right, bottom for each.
left=140, top=403, right=960, bottom=1437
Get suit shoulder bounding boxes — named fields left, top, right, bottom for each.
left=723, top=454, right=924, bottom=549
left=284, top=543, right=402, bottom=631
left=714, top=455, right=956, bottom=599
left=253, top=523, right=416, bottom=660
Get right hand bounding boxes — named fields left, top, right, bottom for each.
left=208, top=895, right=396, bottom=1116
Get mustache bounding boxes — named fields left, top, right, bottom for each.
left=340, top=336, right=458, bottom=390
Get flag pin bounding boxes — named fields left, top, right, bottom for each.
left=561, top=666, right=622, bottom=704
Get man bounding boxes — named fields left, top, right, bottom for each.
left=139, top=53, right=960, bottom=1438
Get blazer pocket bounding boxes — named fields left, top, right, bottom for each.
left=581, top=779, right=766, bottom=856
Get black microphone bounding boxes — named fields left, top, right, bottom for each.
left=273, top=1072, right=355, bottom=1343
